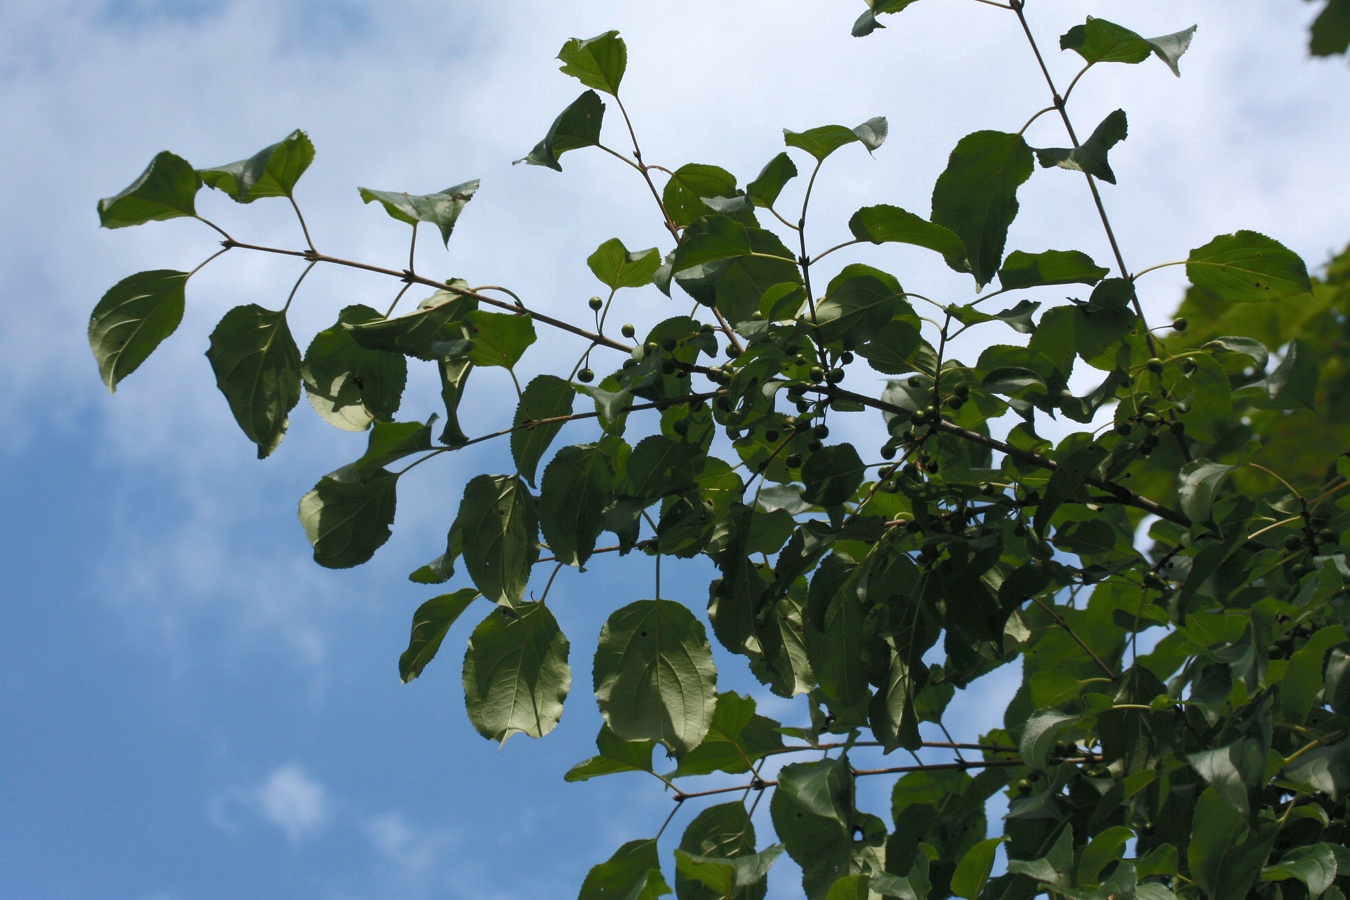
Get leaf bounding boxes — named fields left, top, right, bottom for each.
left=558, top=31, right=627, bottom=95
left=455, top=474, right=539, bottom=608
left=516, top=90, right=605, bottom=171
left=1177, top=459, right=1235, bottom=523
left=770, top=758, right=870, bottom=899
left=462, top=602, right=570, bottom=744
left=398, top=589, right=480, bottom=683
left=674, top=846, right=782, bottom=899
left=869, top=647, right=923, bottom=753
left=950, top=837, right=1005, bottom=899
left=1061, top=18, right=1198, bottom=76
left=593, top=599, right=717, bottom=755
left=747, top=152, right=798, bottom=208
left=89, top=269, right=188, bottom=392
left=579, top=839, right=672, bottom=900
left=465, top=310, right=536, bottom=369
left=1189, top=737, right=1264, bottom=817
left=784, top=117, right=887, bottom=161
left=1189, top=787, right=1278, bottom=898
left=298, top=468, right=398, bottom=568
left=1261, top=339, right=1319, bottom=411
left=512, top=374, right=575, bottom=486
left=302, top=305, right=407, bottom=431
left=663, top=164, right=739, bottom=228
left=539, top=444, right=615, bottom=568
left=358, top=180, right=479, bottom=247
left=97, top=150, right=200, bottom=228
left=851, top=0, right=924, bottom=37
left=672, top=691, right=784, bottom=777
left=676, top=803, right=766, bottom=900
left=1035, top=109, right=1128, bottom=184
left=205, top=304, right=302, bottom=458
left=931, top=131, right=1034, bottom=288
left=1167, top=352, right=1230, bottom=443
left=346, top=288, right=476, bottom=361
left=1020, top=708, right=1082, bottom=771
left=813, top=264, right=906, bottom=351
left=588, top=238, right=662, bottom=290
left=1310, top=0, right=1350, bottom=56
left=1186, top=231, right=1312, bottom=303
left=437, top=355, right=474, bottom=447
left=847, top=204, right=967, bottom=270
left=1262, top=844, right=1339, bottom=897
left=199, top=130, right=314, bottom=202
left=1034, top=435, right=1108, bottom=538
left=801, top=444, right=866, bottom=507
left=565, top=723, right=655, bottom=782
left=998, top=249, right=1110, bottom=290
left=1078, top=825, right=1136, bottom=885
left=338, top=418, right=435, bottom=479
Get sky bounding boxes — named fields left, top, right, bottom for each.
left=2, top=1, right=1348, bottom=898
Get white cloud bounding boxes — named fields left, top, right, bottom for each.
left=210, top=762, right=332, bottom=845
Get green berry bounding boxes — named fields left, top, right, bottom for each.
left=577, top=367, right=594, bottom=383
left=1170, top=420, right=1186, bottom=435
left=840, top=351, right=855, bottom=365
left=827, top=368, right=845, bottom=384
left=1146, top=357, right=1164, bottom=374
left=880, top=444, right=896, bottom=460
left=809, top=366, right=825, bottom=382
left=786, top=454, right=803, bottom=468
left=813, top=424, right=830, bottom=439
left=621, top=323, right=636, bottom=339
left=1173, top=317, right=1188, bottom=332
left=588, top=296, right=603, bottom=311
left=673, top=419, right=689, bottom=436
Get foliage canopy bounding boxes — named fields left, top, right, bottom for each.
left=93, top=3, right=1350, bottom=898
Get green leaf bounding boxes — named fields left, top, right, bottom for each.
left=1035, top=109, right=1128, bottom=184
left=594, top=599, right=717, bottom=755
left=676, top=803, right=765, bottom=900
left=814, top=264, right=906, bottom=351
left=998, top=250, right=1110, bottom=290
left=199, top=130, right=314, bottom=202
left=512, top=374, right=575, bottom=486
left=1189, top=738, right=1265, bottom=817
left=1281, top=625, right=1347, bottom=724
left=747, top=152, right=798, bottom=208
left=437, top=355, right=474, bottom=447
left=89, top=270, right=188, bottom=392
left=588, top=238, right=662, bottom=290
left=1061, top=18, right=1198, bottom=76
left=931, top=131, right=1034, bottom=288
left=847, top=204, right=967, bottom=270
left=1310, top=0, right=1350, bottom=56
left=462, top=602, right=570, bottom=744
left=398, top=589, right=480, bottom=683
left=869, top=647, right=923, bottom=753
left=950, top=837, right=1005, bottom=900
left=801, top=444, right=866, bottom=507
left=455, top=474, right=539, bottom=608
left=302, top=305, right=407, bottom=431
left=674, top=846, right=782, bottom=899
left=1020, top=708, right=1082, bottom=771
left=205, top=304, right=302, bottom=458
left=1189, top=787, right=1278, bottom=898
left=1186, top=231, right=1312, bottom=303
left=851, top=0, right=924, bottom=37
left=558, top=31, right=627, bottom=95
left=346, top=287, right=476, bottom=362
left=1167, top=353, right=1230, bottom=444
left=1177, top=459, right=1235, bottom=523
left=97, top=150, right=200, bottom=228
left=538, top=444, right=615, bottom=568
left=464, top=310, right=536, bottom=370
left=770, top=758, right=874, bottom=899
left=580, top=839, right=672, bottom=900
left=341, top=418, right=434, bottom=477
left=298, top=468, right=398, bottom=568
left=663, top=164, right=739, bottom=228
left=1261, top=338, right=1319, bottom=411
left=1262, top=844, right=1339, bottom=897
left=1034, top=434, right=1108, bottom=538
left=565, top=723, right=655, bottom=782
left=784, top=117, right=887, bottom=162
left=358, top=180, right=479, bottom=247
left=869, top=856, right=931, bottom=900
left=516, top=90, right=605, bottom=171
left=1078, top=825, right=1136, bottom=886
left=672, top=691, right=784, bottom=777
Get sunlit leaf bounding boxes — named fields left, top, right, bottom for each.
left=588, top=237, right=662, bottom=289
left=517, top=90, right=605, bottom=171
left=565, top=723, right=654, bottom=782
left=931, top=131, right=1034, bottom=288
left=97, top=150, right=200, bottom=228
left=1186, top=231, right=1312, bottom=303
left=998, top=249, right=1110, bottom=290
left=784, top=117, right=887, bottom=162
left=89, top=269, right=188, bottom=392
left=302, top=305, right=407, bottom=431
left=747, top=152, right=798, bottom=208
left=1035, top=109, right=1128, bottom=184
left=398, top=589, right=480, bottom=683
left=358, top=180, right=479, bottom=247
left=1061, top=17, right=1198, bottom=76
left=579, top=839, right=671, bottom=900
left=462, top=602, right=570, bottom=744
left=848, top=204, right=966, bottom=271
left=465, top=310, right=536, bottom=369
left=199, top=130, right=314, bottom=202
left=558, top=31, right=627, bottom=95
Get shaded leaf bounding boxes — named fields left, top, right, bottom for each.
left=1261, top=843, right=1339, bottom=897
left=465, top=310, right=536, bottom=369
left=462, top=602, right=570, bottom=744
left=770, top=758, right=875, bottom=899
left=848, top=204, right=966, bottom=270
left=1020, top=708, right=1082, bottom=771
left=950, top=837, right=1006, bottom=900
left=784, top=117, right=887, bottom=162
left=1310, top=0, right=1350, bottom=56
left=206, top=303, right=302, bottom=458
left=676, top=803, right=764, bottom=900
left=663, top=164, right=739, bottom=228
left=589, top=238, right=662, bottom=290
left=398, top=589, right=480, bottom=683
left=89, top=269, right=187, bottom=392
left=1177, top=459, right=1235, bottom=523
left=558, top=31, right=627, bottom=95
left=517, top=90, right=605, bottom=171
left=97, top=150, right=200, bottom=228
left=931, top=131, right=1034, bottom=288
left=1189, top=787, right=1278, bottom=898
left=594, top=599, right=718, bottom=755
left=672, top=691, right=784, bottom=777
left=302, top=304, right=407, bottom=431
left=674, top=846, right=782, bottom=899
left=851, top=0, right=924, bottom=37
left=802, top=443, right=866, bottom=508
left=1186, top=231, right=1312, bottom=303
left=565, top=723, right=655, bottom=782
left=513, top=374, right=575, bottom=485
left=1035, top=109, right=1128, bottom=184
left=747, top=152, right=798, bottom=208
left=298, top=468, right=397, bottom=568
left=456, top=474, right=539, bottom=608
left=358, top=180, right=479, bottom=247
left=438, top=355, right=474, bottom=447
left=580, top=839, right=672, bottom=900
left=998, top=249, right=1110, bottom=290
left=539, top=444, right=615, bottom=568
left=814, top=264, right=906, bottom=351
left=199, top=130, right=314, bottom=202
left=1061, top=17, right=1198, bottom=76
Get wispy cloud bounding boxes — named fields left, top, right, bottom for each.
left=209, top=761, right=332, bottom=845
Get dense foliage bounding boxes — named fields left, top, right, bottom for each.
left=92, top=3, right=1350, bottom=898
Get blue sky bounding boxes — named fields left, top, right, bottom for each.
left=2, top=1, right=1348, bottom=898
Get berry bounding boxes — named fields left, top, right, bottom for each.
left=1146, top=357, right=1164, bottom=374
left=1182, top=359, right=1199, bottom=376
left=621, top=323, right=636, bottom=339
left=840, top=351, right=855, bottom=364
left=813, top=424, right=830, bottom=439
left=880, top=444, right=896, bottom=459
left=1170, top=420, right=1186, bottom=435
left=809, top=366, right=826, bottom=382
left=672, top=419, right=689, bottom=436
left=577, top=367, right=594, bottom=383
left=1115, top=421, right=1132, bottom=435
left=827, top=368, right=845, bottom=384
left=588, top=296, right=603, bottom=311
left=786, top=454, right=803, bottom=468
left=1173, top=317, right=1188, bottom=332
